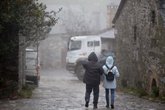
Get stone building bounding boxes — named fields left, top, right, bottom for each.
left=113, top=0, right=165, bottom=97
left=107, top=2, right=120, bottom=28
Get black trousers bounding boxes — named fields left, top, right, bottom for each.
left=85, top=84, right=99, bottom=105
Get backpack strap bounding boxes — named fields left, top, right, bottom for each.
left=105, top=64, right=114, bottom=70
left=104, top=64, right=114, bottom=75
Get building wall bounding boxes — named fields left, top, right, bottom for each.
left=114, top=0, right=165, bottom=96
left=107, top=5, right=118, bottom=28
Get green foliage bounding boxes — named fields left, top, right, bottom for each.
left=0, top=0, right=61, bottom=63
left=122, top=87, right=148, bottom=98
left=18, top=84, right=35, bottom=98
left=151, top=86, right=159, bottom=97
left=121, top=87, right=165, bottom=102
left=137, top=89, right=148, bottom=97
left=0, top=0, right=60, bottom=46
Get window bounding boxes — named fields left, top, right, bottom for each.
left=94, top=41, right=100, bottom=46
left=87, top=41, right=100, bottom=47
left=87, top=41, right=93, bottom=47
left=151, top=10, right=156, bottom=24
left=69, top=40, right=81, bottom=50
left=133, top=25, right=137, bottom=43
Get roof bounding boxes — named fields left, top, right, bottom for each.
left=107, top=0, right=121, bottom=6
left=26, top=48, right=37, bottom=52
left=112, top=0, right=127, bottom=23
left=70, top=35, right=101, bottom=40
left=98, top=29, right=115, bottom=39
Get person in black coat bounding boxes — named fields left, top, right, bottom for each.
left=82, top=52, right=104, bottom=109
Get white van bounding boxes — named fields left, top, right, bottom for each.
left=66, top=35, right=102, bottom=72
left=25, top=48, right=40, bottom=86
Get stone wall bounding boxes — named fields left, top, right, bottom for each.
left=114, top=0, right=165, bottom=96
left=107, top=5, right=118, bottom=28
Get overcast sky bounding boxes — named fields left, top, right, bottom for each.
left=38, top=0, right=121, bottom=34
left=39, top=0, right=121, bottom=6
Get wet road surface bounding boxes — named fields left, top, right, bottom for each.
left=0, top=69, right=165, bottom=110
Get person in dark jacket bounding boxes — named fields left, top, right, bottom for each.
left=82, top=52, right=104, bottom=109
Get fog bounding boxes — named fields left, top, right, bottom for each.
left=38, top=0, right=121, bottom=34
left=38, top=0, right=120, bottom=69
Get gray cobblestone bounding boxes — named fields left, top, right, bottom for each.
left=0, top=69, right=164, bottom=110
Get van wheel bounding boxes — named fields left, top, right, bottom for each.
left=75, top=63, right=85, bottom=81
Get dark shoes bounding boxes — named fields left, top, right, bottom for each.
left=106, top=105, right=109, bottom=108
left=111, top=104, right=114, bottom=109
left=85, top=101, right=89, bottom=108
left=106, top=104, right=114, bottom=109
left=93, top=105, right=97, bottom=109
left=85, top=102, right=98, bottom=109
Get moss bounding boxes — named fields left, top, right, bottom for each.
left=121, top=87, right=148, bottom=97
left=121, top=87, right=165, bottom=103
left=151, top=86, right=159, bottom=97
left=18, top=84, right=35, bottom=98
left=159, top=96, right=165, bottom=102
left=138, top=89, right=148, bottom=97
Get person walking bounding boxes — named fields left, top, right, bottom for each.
left=82, top=52, right=104, bottom=109
left=102, top=56, right=119, bottom=109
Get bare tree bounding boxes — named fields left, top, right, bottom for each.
left=61, top=9, right=92, bottom=36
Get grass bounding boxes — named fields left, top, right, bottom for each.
left=121, top=87, right=147, bottom=97
left=120, top=87, right=165, bottom=103
left=18, top=84, right=35, bottom=98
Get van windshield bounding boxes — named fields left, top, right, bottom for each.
left=69, top=40, right=81, bottom=51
